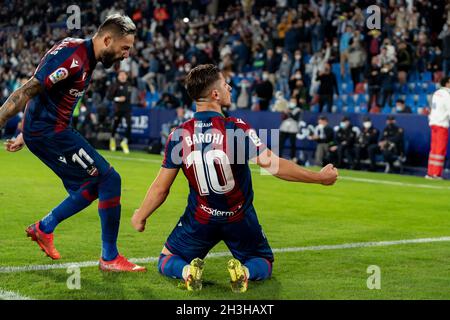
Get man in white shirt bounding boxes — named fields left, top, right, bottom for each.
left=426, top=77, right=450, bottom=179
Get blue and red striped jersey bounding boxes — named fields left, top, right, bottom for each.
left=23, top=37, right=96, bottom=135
left=162, top=111, right=267, bottom=224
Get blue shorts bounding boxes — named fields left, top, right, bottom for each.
left=23, top=128, right=111, bottom=192
left=164, top=207, right=274, bottom=263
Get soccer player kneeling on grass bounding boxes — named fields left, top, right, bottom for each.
left=131, top=64, right=338, bottom=292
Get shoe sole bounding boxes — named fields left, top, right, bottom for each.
left=227, top=259, right=248, bottom=293
left=98, top=265, right=147, bottom=273
left=25, top=226, right=60, bottom=260
left=186, top=258, right=204, bottom=291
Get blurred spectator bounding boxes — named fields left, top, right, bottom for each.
left=279, top=99, right=301, bottom=162
left=354, top=116, right=379, bottom=171
left=395, top=99, right=412, bottom=114
left=232, top=38, right=249, bottom=73
left=290, top=50, right=304, bottom=77
left=378, top=63, right=396, bottom=108
left=366, top=56, right=382, bottom=112
left=155, top=92, right=180, bottom=109
left=372, top=116, right=405, bottom=173
left=272, top=91, right=289, bottom=112
left=276, top=52, right=292, bottom=97
left=396, top=42, right=412, bottom=85
left=330, top=116, right=356, bottom=168
left=439, top=22, right=450, bottom=75
left=253, top=72, right=274, bottom=111
left=290, top=77, right=309, bottom=110
left=347, top=38, right=366, bottom=91
left=107, top=71, right=132, bottom=154
left=264, top=48, right=280, bottom=88
left=316, top=63, right=339, bottom=113
left=309, top=115, right=334, bottom=166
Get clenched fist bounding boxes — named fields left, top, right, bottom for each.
left=131, top=209, right=147, bottom=232
left=319, top=164, right=338, bottom=186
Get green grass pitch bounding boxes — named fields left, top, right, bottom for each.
left=1, top=145, right=450, bottom=300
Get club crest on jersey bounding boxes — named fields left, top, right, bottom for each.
left=49, top=67, right=69, bottom=84
left=87, top=165, right=99, bottom=177
left=248, top=129, right=262, bottom=147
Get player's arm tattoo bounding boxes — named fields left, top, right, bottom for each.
left=0, top=77, right=42, bottom=128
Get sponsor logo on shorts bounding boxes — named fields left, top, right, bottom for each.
left=49, top=67, right=69, bottom=84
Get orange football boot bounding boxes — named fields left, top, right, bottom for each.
left=26, top=221, right=61, bottom=260
left=99, top=254, right=147, bottom=272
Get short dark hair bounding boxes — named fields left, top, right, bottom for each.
left=98, top=13, right=136, bottom=37
left=318, top=115, right=328, bottom=121
left=396, top=98, right=404, bottom=104
left=441, top=76, right=450, bottom=87
left=185, top=64, right=221, bottom=101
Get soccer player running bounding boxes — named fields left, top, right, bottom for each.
left=131, top=64, right=338, bottom=292
left=0, top=14, right=146, bottom=272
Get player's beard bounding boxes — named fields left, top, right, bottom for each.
left=100, top=49, right=119, bottom=68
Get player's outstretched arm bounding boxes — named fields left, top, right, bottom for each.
left=131, top=167, right=179, bottom=232
left=252, top=148, right=338, bottom=185
left=0, top=77, right=42, bottom=128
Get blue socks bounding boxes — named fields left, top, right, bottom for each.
left=157, top=254, right=273, bottom=281
left=39, top=182, right=98, bottom=234
left=98, top=169, right=122, bottom=261
left=158, top=254, right=188, bottom=279
left=38, top=168, right=122, bottom=262
left=244, top=258, right=273, bottom=281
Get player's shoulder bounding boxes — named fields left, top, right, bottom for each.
left=168, top=118, right=196, bottom=137
left=47, top=37, right=85, bottom=56
left=226, top=116, right=252, bottom=130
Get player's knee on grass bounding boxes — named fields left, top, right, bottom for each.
left=158, top=254, right=187, bottom=279
left=245, top=257, right=273, bottom=281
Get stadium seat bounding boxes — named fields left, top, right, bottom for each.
left=417, top=94, right=428, bottom=107
left=382, top=105, right=392, bottom=114
left=427, top=82, right=436, bottom=93
left=355, top=94, right=364, bottom=106
left=405, top=94, right=415, bottom=107
left=422, top=71, right=432, bottom=82
left=335, top=98, right=344, bottom=112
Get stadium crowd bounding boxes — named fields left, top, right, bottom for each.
left=0, top=0, right=449, bottom=170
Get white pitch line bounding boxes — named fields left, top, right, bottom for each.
left=1, top=236, right=450, bottom=274
left=107, top=155, right=450, bottom=190
left=0, top=289, right=33, bottom=300
left=340, top=176, right=450, bottom=190
left=108, top=155, right=162, bottom=164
